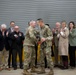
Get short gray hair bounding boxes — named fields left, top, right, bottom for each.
left=56, top=22, right=61, bottom=26
left=30, top=20, right=36, bottom=25
left=1, top=24, right=7, bottom=29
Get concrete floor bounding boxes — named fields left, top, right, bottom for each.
left=0, top=68, right=76, bottom=75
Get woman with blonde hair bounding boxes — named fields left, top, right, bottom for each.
left=57, top=21, right=69, bottom=69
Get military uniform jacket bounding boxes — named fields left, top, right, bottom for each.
left=24, top=26, right=37, bottom=46
left=40, top=25, right=53, bottom=47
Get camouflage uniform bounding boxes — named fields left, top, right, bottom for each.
left=23, top=26, right=37, bottom=70
left=39, top=25, right=53, bottom=69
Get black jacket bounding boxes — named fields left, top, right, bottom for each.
left=7, top=27, right=14, bottom=48
left=9, top=31, right=25, bottom=50
left=0, top=30, right=10, bottom=51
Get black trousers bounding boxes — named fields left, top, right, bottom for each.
left=18, top=48, right=23, bottom=67
left=69, top=45, right=76, bottom=67
left=61, top=56, right=68, bottom=67
left=12, top=49, right=17, bottom=68
left=12, top=48, right=23, bottom=68
left=8, top=41, right=13, bottom=68
left=8, top=49, right=13, bottom=68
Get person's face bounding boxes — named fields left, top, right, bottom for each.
left=56, top=23, right=60, bottom=29
left=14, top=28, right=19, bottom=32
left=61, top=22, right=66, bottom=28
left=31, top=22, right=36, bottom=28
left=33, top=22, right=36, bottom=28
left=2, top=28, right=6, bottom=31
left=69, top=23, right=74, bottom=29
left=37, top=21, right=43, bottom=27
left=10, top=22, right=15, bottom=27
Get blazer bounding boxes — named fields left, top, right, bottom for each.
left=9, top=31, right=25, bottom=50
left=0, top=30, right=9, bottom=51
left=7, top=27, right=14, bottom=48
left=69, top=28, right=76, bottom=46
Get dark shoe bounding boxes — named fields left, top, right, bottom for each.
left=54, top=65, right=59, bottom=68
left=60, top=66, right=68, bottom=70
left=20, top=66, right=23, bottom=69
left=70, top=66, right=75, bottom=69
left=14, top=67, right=17, bottom=70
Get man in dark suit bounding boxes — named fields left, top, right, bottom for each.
left=0, top=24, right=10, bottom=71
left=9, top=26, right=25, bottom=70
left=8, top=21, right=15, bottom=68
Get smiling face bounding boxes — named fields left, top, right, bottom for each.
left=61, top=22, right=66, bottom=28
left=14, top=26, right=19, bottom=32
left=10, top=21, right=15, bottom=27
left=30, top=21, right=36, bottom=28
left=56, top=22, right=61, bottom=29
left=32, top=22, right=36, bottom=28
left=69, top=23, right=74, bottom=29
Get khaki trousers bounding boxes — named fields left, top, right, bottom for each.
left=0, top=48, right=9, bottom=68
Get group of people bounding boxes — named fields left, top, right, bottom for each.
left=23, top=19, right=76, bottom=75
left=0, top=21, right=25, bottom=71
left=23, top=19, right=54, bottom=75
left=52, top=21, right=76, bottom=70
left=0, top=19, right=76, bottom=75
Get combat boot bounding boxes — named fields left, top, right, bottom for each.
left=37, top=67, right=45, bottom=74
left=47, top=69, right=54, bottom=75
left=30, top=67, right=37, bottom=73
left=22, top=70, right=32, bottom=75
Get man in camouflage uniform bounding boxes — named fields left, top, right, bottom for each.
left=23, top=21, right=37, bottom=75
left=36, top=18, right=54, bottom=75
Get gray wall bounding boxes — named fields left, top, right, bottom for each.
left=0, top=0, right=76, bottom=33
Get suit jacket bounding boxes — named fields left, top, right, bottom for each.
left=0, top=30, right=9, bottom=51
left=53, top=28, right=59, bottom=47
left=69, top=28, right=76, bottom=46
left=9, top=31, right=25, bottom=50
left=7, top=27, right=14, bottom=48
